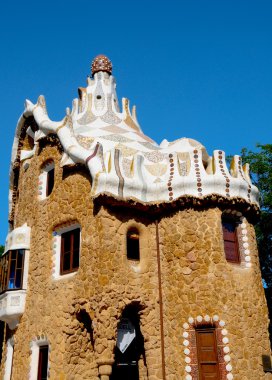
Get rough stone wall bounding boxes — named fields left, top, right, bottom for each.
left=0, top=141, right=271, bottom=379
left=159, top=208, right=272, bottom=379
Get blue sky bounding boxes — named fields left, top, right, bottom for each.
left=0, top=0, right=272, bottom=244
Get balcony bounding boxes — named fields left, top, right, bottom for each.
left=0, top=290, right=26, bottom=329
left=0, top=224, right=30, bottom=329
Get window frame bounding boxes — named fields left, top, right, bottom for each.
left=60, top=228, right=80, bottom=275
left=39, top=161, right=55, bottom=200
left=29, top=338, right=50, bottom=380
left=37, top=345, right=49, bottom=380
left=52, top=224, right=81, bottom=280
left=0, top=250, right=25, bottom=294
left=222, top=217, right=240, bottom=264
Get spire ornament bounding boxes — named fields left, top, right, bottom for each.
left=91, top=55, right=112, bottom=76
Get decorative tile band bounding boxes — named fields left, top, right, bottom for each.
left=182, top=315, right=233, bottom=380
left=168, top=153, right=174, bottom=201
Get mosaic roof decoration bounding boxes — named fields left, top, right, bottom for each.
left=10, top=56, right=259, bottom=214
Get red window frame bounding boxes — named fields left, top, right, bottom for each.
left=222, top=218, right=240, bottom=263
left=0, top=250, right=25, bottom=294
left=37, top=345, right=49, bottom=380
left=60, top=228, right=80, bottom=275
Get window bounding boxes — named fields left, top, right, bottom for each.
left=196, top=327, right=220, bottom=380
left=60, top=228, right=80, bottom=275
left=46, top=167, right=54, bottom=197
left=0, top=250, right=24, bottom=293
left=39, top=161, right=55, bottom=200
left=37, top=345, right=49, bottom=380
left=30, top=338, right=49, bottom=380
left=127, top=229, right=140, bottom=261
left=222, top=218, right=240, bottom=263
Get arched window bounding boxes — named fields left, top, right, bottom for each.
left=126, top=228, right=140, bottom=261
left=222, top=216, right=240, bottom=263
left=39, top=161, right=55, bottom=200
left=110, top=305, right=146, bottom=380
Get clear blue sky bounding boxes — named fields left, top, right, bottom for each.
left=0, top=0, right=272, bottom=244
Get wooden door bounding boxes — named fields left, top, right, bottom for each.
left=196, top=328, right=220, bottom=380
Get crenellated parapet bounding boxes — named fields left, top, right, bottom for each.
left=8, top=55, right=259, bottom=222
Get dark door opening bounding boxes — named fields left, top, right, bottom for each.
left=110, top=306, right=145, bottom=380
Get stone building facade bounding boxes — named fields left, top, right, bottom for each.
left=0, top=55, right=271, bottom=379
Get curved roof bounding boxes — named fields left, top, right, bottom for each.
left=9, top=58, right=259, bottom=217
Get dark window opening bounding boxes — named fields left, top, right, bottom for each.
left=0, top=250, right=25, bottom=293
left=222, top=217, right=240, bottom=263
left=127, top=229, right=140, bottom=261
left=196, top=327, right=220, bottom=380
left=37, top=345, right=49, bottom=380
left=110, top=304, right=147, bottom=380
left=60, top=228, right=80, bottom=275
left=46, top=167, right=54, bottom=197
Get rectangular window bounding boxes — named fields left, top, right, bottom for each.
left=222, top=220, right=240, bottom=263
left=196, top=328, right=220, bottom=380
left=60, top=228, right=80, bottom=275
left=37, top=345, right=49, bottom=380
left=0, top=250, right=25, bottom=293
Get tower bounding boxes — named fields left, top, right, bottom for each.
left=0, top=56, right=271, bottom=379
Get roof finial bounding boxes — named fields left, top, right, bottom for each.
left=91, top=55, right=112, bottom=77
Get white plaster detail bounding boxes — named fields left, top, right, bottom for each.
left=226, top=363, right=232, bottom=372
left=184, top=348, right=190, bottom=355
left=188, top=317, right=194, bottom=324
left=29, top=336, right=50, bottom=380
left=9, top=68, right=259, bottom=215
left=223, top=346, right=230, bottom=353
left=0, top=290, right=27, bottom=329
left=185, top=365, right=192, bottom=373
left=223, top=337, right=229, bottom=344
left=222, top=329, right=228, bottom=335
left=4, top=338, right=14, bottom=380
left=219, top=320, right=225, bottom=327
left=185, top=356, right=191, bottom=364
left=224, top=355, right=231, bottom=362
left=227, top=374, right=234, bottom=380
left=38, top=161, right=54, bottom=200
left=204, top=314, right=210, bottom=322
left=183, top=339, right=189, bottom=346
left=213, top=315, right=219, bottom=321
left=185, top=375, right=192, bottom=380
left=4, top=224, right=31, bottom=252
left=196, top=315, right=203, bottom=322
left=183, top=332, right=189, bottom=338
left=183, top=322, right=189, bottom=329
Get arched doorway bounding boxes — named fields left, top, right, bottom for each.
left=110, top=305, right=146, bottom=380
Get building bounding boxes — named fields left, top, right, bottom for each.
left=0, top=55, right=271, bottom=379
